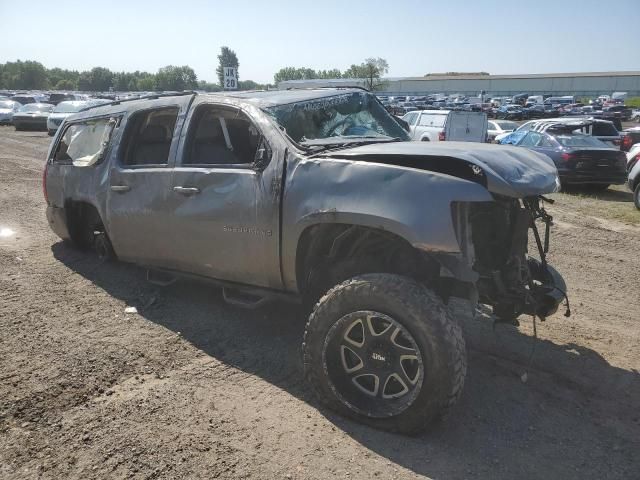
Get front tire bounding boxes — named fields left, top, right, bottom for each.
left=303, top=274, right=466, bottom=434
left=634, top=182, right=640, bottom=210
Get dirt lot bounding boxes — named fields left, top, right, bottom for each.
left=1, top=127, right=639, bottom=480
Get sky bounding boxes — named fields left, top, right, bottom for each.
left=1, top=0, right=639, bottom=84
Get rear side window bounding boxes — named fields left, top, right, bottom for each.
left=591, top=123, right=618, bottom=136
left=519, top=131, right=543, bottom=147
left=121, top=107, right=178, bottom=166
left=403, top=112, right=418, bottom=125
left=418, top=114, right=446, bottom=128
left=53, top=117, right=117, bottom=166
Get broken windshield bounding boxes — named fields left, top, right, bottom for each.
left=263, top=92, right=410, bottom=145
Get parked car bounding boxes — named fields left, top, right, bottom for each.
left=626, top=143, right=640, bottom=168
left=627, top=146, right=640, bottom=209
left=47, top=101, right=90, bottom=135
left=621, top=127, right=640, bottom=152
left=631, top=109, right=640, bottom=122
left=46, top=99, right=110, bottom=135
left=509, top=124, right=627, bottom=189
left=500, top=118, right=621, bottom=148
left=496, top=105, right=525, bottom=120
left=402, top=109, right=487, bottom=142
left=47, top=92, right=80, bottom=106
left=603, top=105, right=632, bottom=121
left=10, top=94, right=39, bottom=105
left=523, top=105, right=548, bottom=119
left=0, top=100, right=21, bottom=125
left=43, top=89, right=566, bottom=434
left=487, top=120, right=518, bottom=141
left=13, top=103, right=54, bottom=131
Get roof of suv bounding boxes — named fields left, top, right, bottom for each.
left=65, top=88, right=372, bottom=122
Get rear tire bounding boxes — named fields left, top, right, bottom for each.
left=634, top=182, right=640, bottom=210
left=303, top=274, right=466, bottom=434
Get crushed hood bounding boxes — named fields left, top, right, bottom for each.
left=319, top=141, right=560, bottom=198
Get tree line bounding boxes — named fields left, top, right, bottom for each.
left=0, top=52, right=390, bottom=92
left=273, top=58, right=389, bottom=90
left=0, top=47, right=267, bottom=92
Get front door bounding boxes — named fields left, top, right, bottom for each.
left=166, top=100, right=283, bottom=289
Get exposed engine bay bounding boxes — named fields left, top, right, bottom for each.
left=461, top=196, right=569, bottom=321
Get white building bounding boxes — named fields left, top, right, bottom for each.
left=278, top=71, right=640, bottom=97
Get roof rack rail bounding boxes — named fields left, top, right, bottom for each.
left=284, top=85, right=371, bottom=92
left=81, top=91, right=197, bottom=111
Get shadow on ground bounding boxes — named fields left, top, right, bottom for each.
left=52, top=242, right=640, bottom=480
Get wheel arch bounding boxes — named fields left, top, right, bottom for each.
left=63, top=199, right=105, bottom=249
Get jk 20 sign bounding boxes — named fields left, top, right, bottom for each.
left=224, top=67, right=237, bottom=90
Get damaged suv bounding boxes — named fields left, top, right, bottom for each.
left=44, top=89, right=567, bottom=434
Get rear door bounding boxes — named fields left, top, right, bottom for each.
left=106, top=96, right=192, bottom=266
left=166, top=99, right=284, bottom=288
left=445, top=111, right=488, bottom=142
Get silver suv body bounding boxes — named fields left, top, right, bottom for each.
left=43, top=89, right=567, bottom=434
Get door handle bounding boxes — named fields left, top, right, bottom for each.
left=173, top=186, right=200, bottom=195
left=110, top=185, right=131, bottom=192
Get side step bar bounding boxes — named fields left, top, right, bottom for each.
left=145, top=268, right=300, bottom=309
left=222, top=288, right=273, bottom=309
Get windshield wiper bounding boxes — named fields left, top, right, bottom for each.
left=301, top=135, right=403, bottom=154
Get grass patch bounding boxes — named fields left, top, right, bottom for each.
left=551, top=184, right=640, bottom=225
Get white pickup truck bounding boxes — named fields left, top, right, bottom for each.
left=401, top=110, right=488, bottom=142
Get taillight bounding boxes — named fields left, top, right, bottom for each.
left=438, top=131, right=446, bottom=141
left=42, top=161, right=48, bottom=204
left=561, top=153, right=576, bottom=162
left=621, top=135, right=632, bottom=151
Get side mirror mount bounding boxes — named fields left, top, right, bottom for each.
left=254, top=140, right=272, bottom=169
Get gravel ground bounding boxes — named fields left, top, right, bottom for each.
left=1, top=127, right=639, bottom=480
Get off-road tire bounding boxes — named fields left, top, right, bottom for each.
left=303, top=274, right=466, bottom=434
left=634, top=182, right=640, bottom=210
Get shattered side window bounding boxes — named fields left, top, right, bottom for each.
left=263, top=92, right=410, bottom=144
left=54, top=118, right=117, bottom=166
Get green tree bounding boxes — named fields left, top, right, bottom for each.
left=136, top=75, right=156, bottom=91
left=0, top=60, right=49, bottom=89
left=113, top=72, right=134, bottom=91
left=238, top=79, right=267, bottom=90
left=273, top=67, right=313, bottom=84
left=88, top=67, right=114, bottom=91
left=317, top=69, right=342, bottom=79
left=343, top=58, right=389, bottom=91
left=155, top=65, right=197, bottom=91
left=47, top=67, right=79, bottom=89
left=54, top=79, right=76, bottom=90
left=216, top=46, right=239, bottom=88
left=197, top=80, right=221, bottom=92
left=77, top=71, right=92, bottom=91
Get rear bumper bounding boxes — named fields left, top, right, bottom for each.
left=14, top=118, right=48, bottom=130
left=46, top=205, right=71, bottom=242
left=559, top=172, right=627, bottom=185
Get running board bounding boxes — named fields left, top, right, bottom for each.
left=146, top=269, right=178, bottom=287
left=222, top=287, right=273, bottom=309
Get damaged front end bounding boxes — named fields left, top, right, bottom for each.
left=453, top=195, right=569, bottom=321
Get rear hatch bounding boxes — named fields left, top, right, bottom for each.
left=444, top=111, right=488, bottom=142
left=565, top=148, right=626, bottom=174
